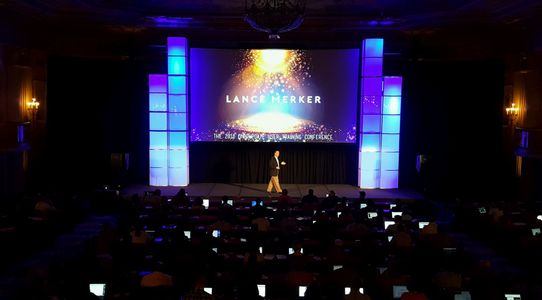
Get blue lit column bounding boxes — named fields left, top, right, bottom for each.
left=359, top=38, right=402, bottom=189
left=148, top=37, right=189, bottom=186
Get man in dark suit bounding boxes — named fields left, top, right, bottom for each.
left=267, top=150, right=283, bottom=193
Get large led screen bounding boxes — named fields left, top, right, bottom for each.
left=190, top=48, right=359, bottom=143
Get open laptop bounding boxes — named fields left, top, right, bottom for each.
left=289, top=247, right=304, bottom=255
left=299, top=286, right=307, bottom=297
left=257, top=284, right=266, bottom=297
left=393, top=285, right=408, bottom=298
left=89, top=283, right=105, bottom=299
left=454, top=291, right=472, bottom=300
left=384, top=221, right=395, bottom=230
left=344, top=287, right=364, bottom=295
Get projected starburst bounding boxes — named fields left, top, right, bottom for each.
left=229, top=112, right=312, bottom=133
left=234, top=49, right=311, bottom=95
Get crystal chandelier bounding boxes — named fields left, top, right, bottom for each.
left=244, top=0, right=307, bottom=40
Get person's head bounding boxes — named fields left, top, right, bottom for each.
left=329, top=190, right=336, bottom=197
left=292, top=241, right=303, bottom=253
left=222, top=195, right=229, bottom=204
left=177, top=188, right=186, bottom=196
left=282, top=189, right=288, bottom=196
left=308, top=189, right=314, bottom=195
left=359, top=191, right=366, bottom=200
left=274, top=150, right=280, bottom=158
left=153, top=189, right=161, bottom=196
left=194, top=197, right=203, bottom=205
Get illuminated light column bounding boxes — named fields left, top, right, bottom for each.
left=358, top=38, right=402, bottom=189
left=148, top=37, right=189, bottom=186
left=380, top=76, right=402, bottom=188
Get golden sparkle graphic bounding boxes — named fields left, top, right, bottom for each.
left=230, top=112, right=313, bottom=133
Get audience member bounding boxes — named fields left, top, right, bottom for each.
left=184, top=275, right=214, bottom=300
left=173, top=188, right=189, bottom=206
left=321, top=190, right=340, bottom=209
left=302, top=189, right=319, bottom=205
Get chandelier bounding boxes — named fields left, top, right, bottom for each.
left=245, top=0, right=307, bottom=40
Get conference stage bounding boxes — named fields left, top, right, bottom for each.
left=123, top=183, right=422, bottom=200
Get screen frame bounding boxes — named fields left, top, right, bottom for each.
left=188, top=47, right=362, bottom=144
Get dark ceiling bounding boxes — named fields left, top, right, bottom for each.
left=1, top=0, right=541, bottom=59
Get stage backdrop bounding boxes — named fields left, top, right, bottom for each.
left=189, top=142, right=358, bottom=185
left=190, top=48, right=359, bottom=143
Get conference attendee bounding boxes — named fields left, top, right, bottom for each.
left=321, top=190, right=339, bottom=209
left=250, top=198, right=266, bottom=215
left=220, top=195, right=233, bottom=208
left=34, top=195, right=58, bottom=219
left=143, top=189, right=162, bottom=208
left=352, top=190, right=367, bottom=208
left=140, top=264, right=173, bottom=287
left=267, top=150, right=283, bottom=193
left=288, top=241, right=308, bottom=270
left=251, top=213, right=270, bottom=232
left=278, top=189, right=293, bottom=209
left=191, top=197, right=205, bottom=212
left=130, top=225, right=150, bottom=246
left=301, top=189, right=318, bottom=205
left=184, top=275, right=215, bottom=300
left=173, top=188, right=189, bottom=207
left=420, top=220, right=438, bottom=236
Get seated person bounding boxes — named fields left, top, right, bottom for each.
left=278, top=189, right=293, bottom=209
left=344, top=277, right=372, bottom=300
left=288, top=241, right=308, bottom=270
left=251, top=213, right=270, bottom=232
left=210, top=213, right=233, bottom=232
left=220, top=195, right=234, bottom=209
left=191, top=197, right=205, bottom=211
left=34, top=195, right=57, bottom=219
left=250, top=198, right=266, bottom=215
left=321, top=190, right=340, bottom=209
left=140, top=263, right=173, bottom=287
left=173, top=188, right=189, bottom=206
left=130, top=225, right=150, bottom=245
left=392, top=230, right=413, bottom=249
left=301, top=189, right=319, bottom=205
left=184, top=275, right=215, bottom=300
left=400, top=281, right=429, bottom=300
left=420, top=220, right=438, bottom=236
left=143, top=189, right=162, bottom=208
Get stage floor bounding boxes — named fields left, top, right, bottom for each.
left=123, top=183, right=423, bottom=200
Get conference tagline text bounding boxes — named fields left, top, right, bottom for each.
left=213, top=132, right=334, bottom=142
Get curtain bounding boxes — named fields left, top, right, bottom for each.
left=512, top=71, right=527, bottom=127
left=7, top=65, right=33, bottom=122
left=189, top=142, right=358, bottom=184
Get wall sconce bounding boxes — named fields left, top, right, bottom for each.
left=27, top=97, right=40, bottom=111
left=27, top=97, right=40, bottom=125
left=505, top=103, right=519, bottom=124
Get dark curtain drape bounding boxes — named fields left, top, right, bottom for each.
left=190, top=142, right=358, bottom=184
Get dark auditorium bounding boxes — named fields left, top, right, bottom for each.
left=1, top=1, right=542, bottom=299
